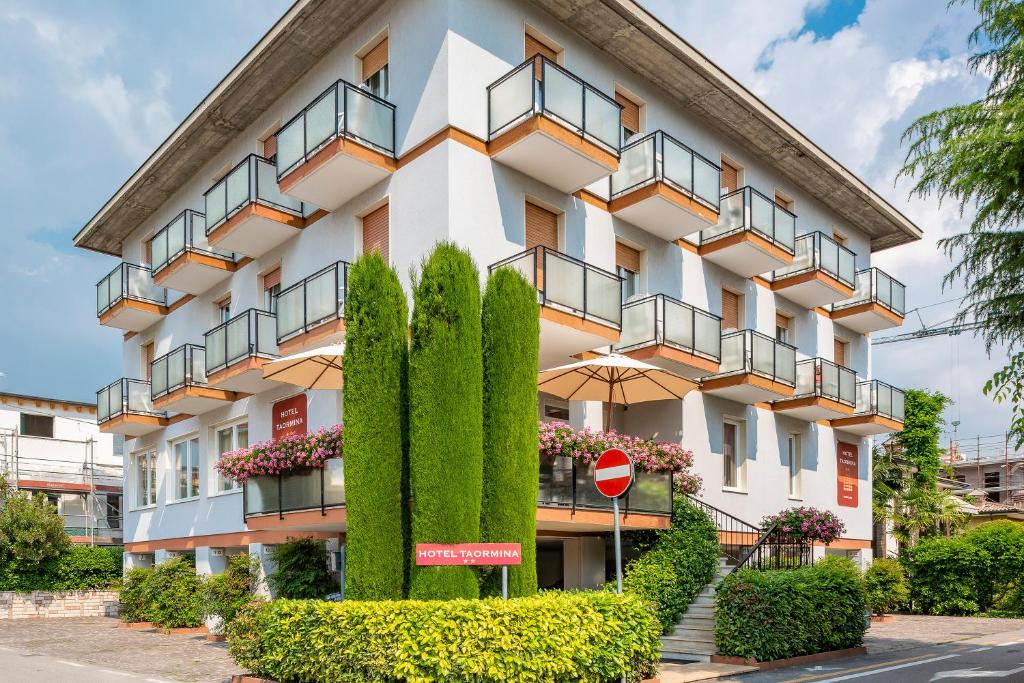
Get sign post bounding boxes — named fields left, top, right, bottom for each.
left=594, top=448, right=634, bottom=594
left=415, top=543, right=522, bottom=599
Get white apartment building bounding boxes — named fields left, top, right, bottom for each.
left=75, top=0, right=917, bottom=584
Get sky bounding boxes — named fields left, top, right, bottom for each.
left=0, top=0, right=1007, bottom=448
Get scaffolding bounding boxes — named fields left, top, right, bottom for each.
left=943, top=434, right=1024, bottom=509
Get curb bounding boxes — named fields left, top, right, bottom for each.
left=711, top=646, right=868, bottom=671
left=117, top=621, right=156, bottom=630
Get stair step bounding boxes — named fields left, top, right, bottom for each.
left=668, top=627, right=715, bottom=643
left=684, top=606, right=715, bottom=619
left=660, top=637, right=717, bottom=655
left=674, top=616, right=715, bottom=630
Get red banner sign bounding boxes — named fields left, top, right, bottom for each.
left=415, top=543, right=522, bottom=566
left=837, top=441, right=859, bottom=507
left=272, top=394, right=307, bottom=441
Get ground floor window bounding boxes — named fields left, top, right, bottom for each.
left=134, top=452, right=157, bottom=508
left=173, top=437, right=200, bottom=500
left=723, top=419, right=744, bottom=489
left=788, top=433, right=802, bottom=498
left=214, top=422, right=248, bottom=492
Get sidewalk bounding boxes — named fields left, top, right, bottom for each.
left=865, top=614, right=1024, bottom=654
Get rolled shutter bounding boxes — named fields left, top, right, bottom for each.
left=526, top=33, right=558, bottom=79
left=834, top=339, right=846, bottom=367
left=774, top=192, right=793, bottom=211
left=525, top=202, right=558, bottom=250
left=615, top=93, right=640, bottom=136
left=263, top=268, right=281, bottom=291
left=363, top=203, right=390, bottom=262
left=362, top=37, right=389, bottom=82
left=615, top=242, right=641, bottom=274
left=721, top=289, right=740, bottom=331
left=721, top=161, right=739, bottom=193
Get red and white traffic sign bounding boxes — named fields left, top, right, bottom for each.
left=594, top=448, right=634, bottom=498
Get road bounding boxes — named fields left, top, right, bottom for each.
left=0, top=644, right=178, bottom=682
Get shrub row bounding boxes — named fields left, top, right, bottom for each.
left=0, top=544, right=122, bottom=592
left=228, top=592, right=660, bottom=683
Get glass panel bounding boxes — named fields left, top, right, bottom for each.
left=97, top=387, right=110, bottom=422
left=280, top=468, right=320, bottom=511
left=877, top=382, right=892, bottom=417
left=617, top=298, right=655, bottom=349
left=586, top=267, right=622, bottom=325
left=256, top=157, right=301, bottom=213
left=611, top=137, right=654, bottom=196
left=538, top=456, right=574, bottom=506
left=151, top=357, right=167, bottom=397
left=257, top=313, right=278, bottom=355
left=703, top=191, right=745, bottom=241
left=324, top=457, right=345, bottom=506
left=892, top=388, right=905, bottom=421
left=191, top=347, right=207, bottom=384
left=628, top=471, right=672, bottom=514
left=774, top=206, right=795, bottom=250
left=543, top=252, right=585, bottom=313
left=304, top=88, right=338, bottom=155
left=662, top=136, right=693, bottom=195
left=751, top=333, right=774, bottom=376
left=277, top=286, right=304, bottom=339
left=245, top=476, right=280, bottom=515
left=167, top=347, right=185, bottom=390
left=167, top=214, right=186, bottom=260
left=345, top=86, right=394, bottom=153
left=305, top=267, right=339, bottom=326
left=820, top=361, right=839, bottom=399
left=837, top=247, right=855, bottom=286
left=719, top=333, right=743, bottom=373
left=795, top=361, right=814, bottom=395
left=151, top=230, right=169, bottom=271
left=205, top=181, right=226, bottom=229
left=206, top=327, right=226, bottom=371
left=663, top=298, right=695, bottom=350
left=489, top=62, right=534, bottom=135
left=778, top=235, right=813, bottom=278
left=583, top=86, right=619, bottom=150
left=839, top=366, right=855, bottom=404
left=775, top=343, right=795, bottom=385
left=694, top=310, right=721, bottom=359
left=693, top=156, right=720, bottom=208
left=276, top=118, right=304, bottom=177
left=226, top=315, right=250, bottom=364
left=574, top=460, right=611, bottom=510
left=127, top=380, right=153, bottom=413
left=542, top=63, right=583, bottom=131
left=225, top=161, right=251, bottom=216
left=855, top=382, right=872, bottom=413
left=498, top=251, right=536, bottom=287
left=126, top=266, right=158, bottom=301
left=820, top=235, right=839, bottom=278
left=749, top=192, right=774, bottom=238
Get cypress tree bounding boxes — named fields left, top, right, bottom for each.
left=408, top=243, right=483, bottom=599
left=343, top=252, right=409, bottom=600
left=480, top=267, right=540, bottom=597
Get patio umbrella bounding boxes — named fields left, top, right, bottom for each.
left=261, top=344, right=344, bottom=390
left=537, top=353, right=698, bottom=431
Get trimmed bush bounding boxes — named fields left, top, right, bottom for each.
left=204, top=554, right=258, bottom=631
left=864, top=558, right=909, bottom=616
left=267, top=538, right=335, bottom=599
left=343, top=252, right=409, bottom=600
left=408, top=243, right=484, bottom=599
left=51, top=545, right=122, bottom=590
left=227, top=592, right=660, bottom=682
left=118, top=567, right=155, bottom=623
left=963, top=520, right=1024, bottom=610
left=905, top=537, right=992, bottom=615
left=480, top=268, right=539, bottom=598
left=146, top=557, right=204, bottom=629
left=622, top=497, right=720, bottom=632
left=715, top=557, right=867, bottom=661
left=0, top=490, right=71, bottom=590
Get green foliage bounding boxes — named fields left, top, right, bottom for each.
left=50, top=546, right=122, bottom=590
left=118, top=567, right=155, bottom=623
left=343, top=251, right=410, bottom=600
left=715, top=557, right=867, bottom=661
left=267, top=538, right=335, bottom=599
left=408, top=243, right=484, bottom=599
left=480, top=267, right=540, bottom=598
left=622, top=497, right=720, bottom=632
left=893, top=390, right=951, bottom=490
left=146, top=557, right=205, bottom=628
left=904, top=537, right=992, bottom=615
left=204, top=555, right=259, bottom=631
left=963, top=520, right=1024, bottom=608
left=227, top=592, right=661, bottom=682
left=864, top=558, right=910, bottom=616
left=0, top=490, right=71, bottom=590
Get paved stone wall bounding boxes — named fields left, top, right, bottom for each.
left=0, top=591, right=119, bottom=619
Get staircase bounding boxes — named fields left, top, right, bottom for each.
left=660, top=556, right=733, bottom=663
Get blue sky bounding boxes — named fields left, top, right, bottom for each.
left=0, top=0, right=1005, bottom=444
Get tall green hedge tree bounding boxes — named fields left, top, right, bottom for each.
left=480, top=267, right=539, bottom=597
left=343, top=252, right=409, bottom=600
left=408, top=243, right=484, bottom=599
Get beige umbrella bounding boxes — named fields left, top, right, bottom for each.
left=537, top=354, right=697, bottom=431
left=261, top=344, right=344, bottom=390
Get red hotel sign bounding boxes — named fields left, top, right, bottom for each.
left=415, top=543, right=522, bottom=566
left=272, top=394, right=307, bottom=440
left=837, top=441, right=859, bottom=508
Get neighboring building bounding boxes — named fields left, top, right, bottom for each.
left=945, top=444, right=1024, bottom=526
left=0, top=392, right=123, bottom=545
left=75, top=0, right=917, bottom=586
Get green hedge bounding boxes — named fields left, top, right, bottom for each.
left=267, top=538, right=335, bottom=599
left=118, top=567, right=155, bottom=623
left=904, top=536, right=992, bottom=615
left=622, top=497, right=720, bottom=632
left=204, top=554, right=258, bottom=630
left=715, top=557, right=867, bottom=661
left=146, top=557, right=205, bottom=628
left=227, top=592, right=660, bottom=682
left=481, top=268, right=540, bottom=598
left=343, top=252, right=410, bottom=600
left=963, top=520, right=1024, bottom=611
left=864, top=558, right=909, bottom=616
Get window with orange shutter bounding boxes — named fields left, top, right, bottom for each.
left=721, top=289, right=741, bottom=331
left=775, top=313, right=791, bottom=344
left=721, top=160, right=740, bottom=193
left=834, top=338, right=847, bottom=367
left=774, top=192, right=793, bottom=212
left=362, top=203, right=390, bottom=263
left=142, top=342, right=154, bottom=381
left=616, top=242, right=641, bottom=301
left=362, top=37, right=389, bottom=99
left=525, top=202, right=558, bottom=251
left=526, top=32, right=558, bottom=79
left=615, top=92, right=641, bottom=140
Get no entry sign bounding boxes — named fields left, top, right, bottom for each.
left=595, top=448, right=634, bottom=499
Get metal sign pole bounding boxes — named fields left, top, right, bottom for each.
left=501, top=565, right=508, bottom=600
left=613, top=495, right=623, bottom=594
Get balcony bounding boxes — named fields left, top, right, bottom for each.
left=487, top=55, right=620, bottom=192
left=831, top=380, right=905, bottom=435
left=243, top=459, right=346, bottom=531
left=769, top=232, right=856, bottom=308
left=489, top=246, right=622, bottom=369
left=830, top=268, right=906, bottom=333
left=772, top=358, right=855, bottom=421
left=96, top=379, right=167, bottom=437
left=615, top=294, right=721, bottom=378
left=151, top=209, right=237, bottom=295
left=276, top=261, right=349, bottom=355
left=700, top=330, right=796, bottom=403
left=96, top=263, right=167, bottom=332
left=276, top=80, right=396, bottom=211
left=151, top=344, right=237, bottom=415
left=204, top=309, right=280, bottom=393
left=698, top=187, right=795, bottom=277
left=204, top=154, right=305, bottom=258
left=608, top=131, right=720, bottom=240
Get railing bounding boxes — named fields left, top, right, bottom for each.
left=204, top=154, right=303, bottom=234
left=772, top=231, right=855, bottom=288
left=151, top=344, right=207, bottom=399
left=716, top=330, right=796, bottom=386
left=831, top=268, right=906, bottom=316
left=243, top=459, right=345, bottom=518
left=685, top=495, right=762, bottom=565
left=96, top=263, right=166, bottom=316
left=793, top=358, right=856, bottom=405
left=96, top=379, right=162, bottom=423
left=276, top=261, right=350, bottom=343
left=685, top=496, right=813, bottom=570
left=487, top=54, right=622, bottom=155
left=204, top=309, right=278, bottom=375
left=610, top=130, right=721, bottom=211
left=699, top=186, right=796, bottom=254
left=539, top=455, right=673, bottom=515
left=151, top=209, right=234, bottom=274
left=616, top=294, right=722, bottom=362
left=276, top=79, right=396, bottom=180
left=488, top=246, right=623, bottom=328
left=854, top=380, right=905, bottom=421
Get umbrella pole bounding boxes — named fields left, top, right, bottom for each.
left=605, top=376, right=614, bottom=432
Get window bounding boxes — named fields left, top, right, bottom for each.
left=20, top=414, right=53, bottom=438
left=723, top=420, right=743, bottom=489
left=834, top=338, right=848, bottom=367
left=217, top=297, right=231, bottom=324
left=141, top=342, right=154, bottom=381
left=215, top=423, right=248, bottom=492
left=362, top=203, right=390, bottom=262
left=832, top=230, right=848, bottom=246
left=774, top=190, right=794, bottom=212
left=361, top=36, right=389, bottom=99
left=721, top=289, right=742, bottom=331
left=525, top=201, right=558, bottom=251
left=526, top=29, right=560, bottom=79
left=616, top=242, right=641, bottom=302
left=134, top=452, right=157, bottom=508
left=775, top=313, right=791, bottom=345
left=721, top=158, right=741, bottom=193
left=541, top=397, right=570, bottom=423
left=984, top=471, right=1001, bottom=490
left=263, top=269, right=281, bottom=314
left=788, top=433, right=802, bottom=498
left=173, top=437, right=200, bottom=500
left=615, top=91, right=641, bottom=141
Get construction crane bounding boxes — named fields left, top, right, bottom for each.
left=871, top=307, right=986, bottom=345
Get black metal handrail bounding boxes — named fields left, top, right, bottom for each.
left=772, top=231, right=856, bottom=288
left=96, top=263, right=166, bottom=316
left=716, top=329, right=797, bottom=386
left=854, top=379, right=905, bottom=421
left=204, top=308, right=278, bottom=375
left=96, top=378, right=164, bottom=423
left=616, top=293, right=722, bottom=362
left=685, top=495, right=761, bottom=565
left=204, top=154, right=303, bottom=234
left=791, top=357, right=856, bottom=405
left=275, top=261, right=350, bottom=343
left=735, top=524, right=814, bottom=571
left=150, top=344, right=207, bottom=400
left=610, top=130, right=721, bottom=211
left=150, top=209, right=234, bottom=274
left=699, top=186, right=796, bottom=254
left=242, top=461, right=345, bottom=520
left=831, top=267, right=906, bottom=316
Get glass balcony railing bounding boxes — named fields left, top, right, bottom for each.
left=204, top=154, right=304, bottom=235
left=616, top=294, right=721, bottom=362
left=831, top=268, right=906, bottom=316
left=151, top=344, right=207, bottom=400
left=204, top=309, right=278, bottom=375
left=151, top=209, right=234, bottom=274
left=96, top=263, right=166, bottom=316
left=699, top=187, right=796, bottom=254
left=854, top=380, right=905, bottom=421
left=488, top=246, right=623, bottom=328
left=276, top=261, right=350, bottom=343
left=717, top=330, right=796, bottom=386
left=97, top=378, right=163, bottom=423
left=792, top=358, right=855, bottom=405
left=487, top=55, right=621, bottom=155
left=276, top=80, right=397, bottom=180
left=539, top=455, right=673, bottom=515
left=772, top=232, right=855, bottom=288
left=243, top=458, right=345, bottom=517
left=610, top=131, right=721, bottom=211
